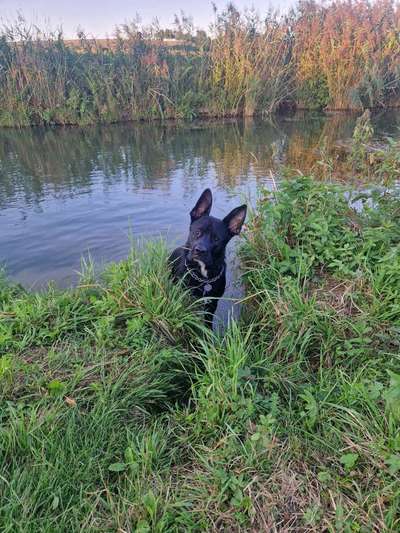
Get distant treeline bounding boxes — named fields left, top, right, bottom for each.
left=0, top=0, right=399, bottom=126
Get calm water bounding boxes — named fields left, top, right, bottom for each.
left=1, top=111, right=400, bottom=292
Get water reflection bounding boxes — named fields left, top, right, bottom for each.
left=1, top=111, right=399, bottom=289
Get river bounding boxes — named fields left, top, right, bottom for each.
left=1, top=111, right=399, bottom=319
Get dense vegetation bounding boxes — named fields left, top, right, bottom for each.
left=0, top=0, right=399, bottom=127
left=1, top=176, right=400, bottom=531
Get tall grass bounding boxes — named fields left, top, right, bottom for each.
left=0, top=1, right=399, bottom=127
left=209, top=5, right=294, bottom=117
left=293, top=0, right=400, bottom=110
left=0, top=16, right=211, bottom=126
left=2, top=177, right=400, bottom=529
left=238, top=176, right=400, bottom=529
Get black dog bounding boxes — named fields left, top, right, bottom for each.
left=169, top=189, right=247, bottom=328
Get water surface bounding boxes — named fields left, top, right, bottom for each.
left=1, top=111, right=399, bottom=291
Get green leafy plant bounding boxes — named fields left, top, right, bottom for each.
left=350, top=109, right=374, bottom=175
left=1, top=177, right=400, bottom=531
left=340, top=453, right=359, bottom=471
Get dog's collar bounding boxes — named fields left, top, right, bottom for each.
left=184, top=260, right=224, bottom=294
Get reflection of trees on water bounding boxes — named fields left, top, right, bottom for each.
left=1, top=111, right=399, bottom=209
left=285, top=111, right=400, bottom=174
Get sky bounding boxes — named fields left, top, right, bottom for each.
left=0, top=0, right=294, bottom=38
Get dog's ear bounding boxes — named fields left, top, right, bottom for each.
left=223, top=205, right=247, bottom=236
left=190, top=189, right=213, bottom=221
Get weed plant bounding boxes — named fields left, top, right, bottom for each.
left=1, top=180, right=400, bottom=530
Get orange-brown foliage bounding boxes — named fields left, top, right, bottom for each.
left=0, top=1, right=399, bottom=127
left=293, top=0, right=400, bottom=110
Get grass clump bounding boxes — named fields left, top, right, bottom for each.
left=239, top=176, right=400, bottom=530
left=0, top=242, right=205, bottom=531
left=1, top=179, right=400, bottom=530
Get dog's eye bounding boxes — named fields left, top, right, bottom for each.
left=212, top=235, right=219, bottom=242
left=194, top=230, right=201, bottom=238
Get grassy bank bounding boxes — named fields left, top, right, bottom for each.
left=0, top=0, right=399, bottom=127
left=1, top=178, right=400, bottom=531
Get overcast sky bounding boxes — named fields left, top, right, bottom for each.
left=0, top=0, right=295, bottom=38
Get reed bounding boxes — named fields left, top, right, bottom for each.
left=209, top=5, right=294, bottom=117
left=293, top=0, right=400, bottom=110
left=0, top=1, right=399, bottom=127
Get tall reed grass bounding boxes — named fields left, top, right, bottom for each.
left=293, top=0, right=400, bottom=110
left=0, top=1, right=399, bottom=127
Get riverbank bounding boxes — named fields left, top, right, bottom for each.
left=1, top=176, right=399, bottom=530
left=1, top=0, right=399, bottom=127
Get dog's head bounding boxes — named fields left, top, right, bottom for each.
left=186, top=189, right=247, bottom=270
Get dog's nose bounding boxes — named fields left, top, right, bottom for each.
left=193, top=245, right=206, bottom=255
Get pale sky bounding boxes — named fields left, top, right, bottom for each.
left=0, top=0, right=295, bottom=38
